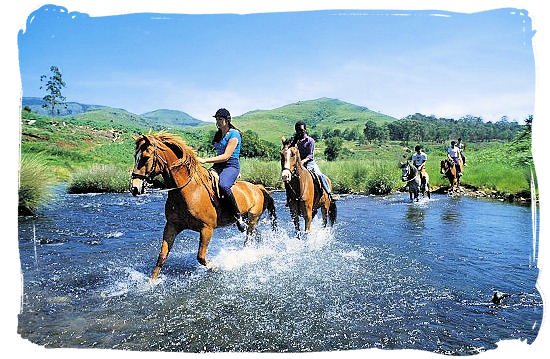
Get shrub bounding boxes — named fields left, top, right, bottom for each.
left=19, top=154, right=55, bottom=215
left=68, top=165, right=129, bottom=193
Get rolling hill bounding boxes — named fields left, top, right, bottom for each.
left=141, top=109, right=209, bottom=129
left=233, top=97, right=397, bottom=143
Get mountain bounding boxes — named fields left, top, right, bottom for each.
left=140, top=109, right=209, bottom=129
left=22, top=97, right=105, bottom=116
left=69, top=107, right=154, bottom=130
left=234, top=97, right=397, bottom=143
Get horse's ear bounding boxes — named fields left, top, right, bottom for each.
left=281, top=136, right=286, bottom=144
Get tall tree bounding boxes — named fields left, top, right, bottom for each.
left=40, top=66, right=67, bottom=116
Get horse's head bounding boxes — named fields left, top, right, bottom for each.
left=130, top=135, right=165, bottom=196
left=280, top=136, right=301, bottom=183
left=400, top=161, right=410, bottom=181
left=440, top=160, right=448, bottom=175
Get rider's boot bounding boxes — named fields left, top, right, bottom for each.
left=226, top=192, right=247, bottom=233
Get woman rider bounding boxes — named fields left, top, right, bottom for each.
left=198, top=108, right=247, bottom=232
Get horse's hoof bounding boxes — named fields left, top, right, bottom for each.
left=206, top=262, right=219, bottom=272
left=147, top=277, right=161, bottom=286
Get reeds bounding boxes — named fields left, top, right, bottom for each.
left=68, top=164, right=129, bottom=194
left=19, top=154, right=55, bottom=215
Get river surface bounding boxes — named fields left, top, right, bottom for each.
left=17, top=187, right=542, bottom=354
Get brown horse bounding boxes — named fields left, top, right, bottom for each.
left=130, top=132, right=277, bottom=279
left=440, top=158, right=463, bottom=193
left=280, top=137, right=336, bottom=233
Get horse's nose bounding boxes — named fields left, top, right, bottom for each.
left=131, top=187, right=140, bottom=197
left=281, top=169, right=291, bottom=182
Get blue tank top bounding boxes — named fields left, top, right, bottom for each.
left=214, top=129, right=241, bottom=161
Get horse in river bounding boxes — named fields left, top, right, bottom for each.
left=440, top=158, right=463, bottom=193
left=401, top=161, right=430, bottom=201
left=130, top=132, right=277, bottom=279
left=400, top=161, right=430, bottom=201
left=280, top=137, right=336, bottom=234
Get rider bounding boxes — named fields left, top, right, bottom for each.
left=290, top=121, right=335, bottom=201
left=198, top=108, right=247, bottom=232
left=457, top=137, right=466, bottom=166
left=447, top=140, right=462, bottom=177
left=411, top=145, right=428, bottom=187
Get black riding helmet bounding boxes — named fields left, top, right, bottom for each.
left=415, top=145, right=421, bottom=151
left=213, top=108, right=231, bottom=119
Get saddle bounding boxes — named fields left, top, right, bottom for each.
left=306, top=169, right=325, bottom=203
left=206, top=169, right=221, bottom=205
left=205, top=168, right=242, bottom=205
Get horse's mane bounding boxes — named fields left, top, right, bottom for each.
left=135, top=132, right=210, bottom=183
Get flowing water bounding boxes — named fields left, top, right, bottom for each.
left=17, top=186, right=542, bottom=354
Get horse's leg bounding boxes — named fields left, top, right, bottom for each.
left=289, top=201, right=301, bottom=234
left=321, top=201, right=329, bottom=227
left=245, top=215, right=261, bottom=245
left=197, top=226, right=214, bottom=268
left=151, top=222, right=181, bottom=280
left=301, top=200, right=313, bottom=232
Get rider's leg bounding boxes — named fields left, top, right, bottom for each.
left=306, top=161, right=333, bottom=199
left=219, top=166, right=247, bottom=232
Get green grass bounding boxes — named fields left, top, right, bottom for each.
left=20, top=108, right=534, bottom=198
left=240, top=158, right=282, bottom=189
left=67, top=165, right=130, bottom=194
left=19, top=153, right=56, bottom=215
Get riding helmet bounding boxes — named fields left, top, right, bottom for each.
left=213, top=108, right=231, bottom=119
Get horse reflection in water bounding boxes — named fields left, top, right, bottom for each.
left=129, top=132, right=277, bottom=279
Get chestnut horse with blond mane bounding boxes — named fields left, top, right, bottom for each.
left=440, top=158, right=463, bottom=193
left=280, top=137, right=336, bottom=234
left=130, top=132, right=277, bottom=279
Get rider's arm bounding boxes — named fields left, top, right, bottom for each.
left=301, top=138, right=314, bottom=165
left=200, top=138, right=238, bottom=164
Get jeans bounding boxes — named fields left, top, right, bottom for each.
left=213, top=159, right=240, bottom=197
left=305, top=160, right=331, bottom=194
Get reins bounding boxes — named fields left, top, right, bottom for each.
left=131, top=144, right=195, bottom=193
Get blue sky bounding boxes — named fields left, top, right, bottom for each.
left=18, top=5, right=535, bottom=122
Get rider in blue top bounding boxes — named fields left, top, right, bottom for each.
left=198, top=108, right=246, bottom=232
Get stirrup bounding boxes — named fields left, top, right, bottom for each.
left=329, top=193, right=339, bottom=201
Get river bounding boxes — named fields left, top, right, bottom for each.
left=17, top=187, right=542, bottom=354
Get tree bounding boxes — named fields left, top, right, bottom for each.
left=40, top=66, right=67, bottom=116
left=324, top=137, right=343, bottom=161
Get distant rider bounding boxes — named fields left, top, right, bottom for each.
left=447, top=140, right=462, bottom=177
left=290, top=121, right=335, bottom=201
left=457, top=138, right=466, bottom=166
left=411, top=145, right=428, bottom=187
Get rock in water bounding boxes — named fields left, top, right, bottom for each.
left=492, top=291, right=511, bottom=305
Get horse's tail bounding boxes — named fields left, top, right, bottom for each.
left=258, top=185, right=278, bottom=230
left=329, top=199, right=337, bottom=226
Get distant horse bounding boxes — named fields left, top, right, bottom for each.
left=280, top=137, right=336, bottom=233
left=440, top=158, right=463, bottom=193
left=130, top=132, right=277, bottom=279
left=400, top=161, right=426, bottom=201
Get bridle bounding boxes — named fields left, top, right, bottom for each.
left=403, top=162, right=418, bottom=183
left=281, top=147, right=303, bottom=201
left=131, top=144, right=165, bottom=183
left=131, top=144, right=193, bottom=192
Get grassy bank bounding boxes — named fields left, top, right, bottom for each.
left=19, top=154, right=56, bottom=215
left=67, top=165, right=130, bottom=194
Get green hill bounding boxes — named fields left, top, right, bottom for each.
left=141, top=109, right=209, bottom=129
left=69, top=107, right=154, bottom=130
left=233, top=97, right=397, bottom=144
